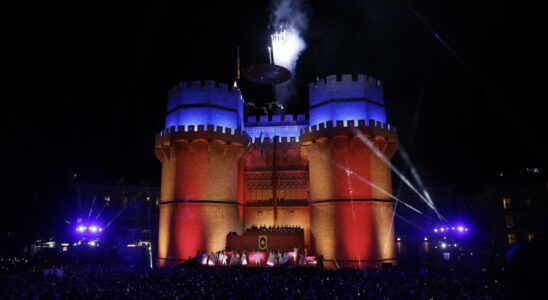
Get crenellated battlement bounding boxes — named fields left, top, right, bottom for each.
left=165, top=80, right=244, bottom=131
left=258, top=136, right=300, bottom=146
left=168, top=80, right=242, bottom=99
left=299, top=119, right=397, bottom=143
left=309, top=74, right=382, bottom=88
left=155, top=124, right=249, bottom=148
left=308, top=74, right=384, bottom=107
left=167, top=80, right=243, bottom=113
left=244, top=114, right=309, bottom=143
left=245, top=114, right=307, bottom=125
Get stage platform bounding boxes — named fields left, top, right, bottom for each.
left=226, top=230, right=304, bottom=252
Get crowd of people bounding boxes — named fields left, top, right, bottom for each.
left=196, top=248, right=308, bottom=267
left=247, top=224, right=303, bottom=233
left=0, top=256, right=512, bottom=299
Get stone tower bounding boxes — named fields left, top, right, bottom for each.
left=155, top=81, right=246, bottom=267
left=302, top=74, right=398, bottom=268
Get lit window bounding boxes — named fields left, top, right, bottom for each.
left=505, top=215, right=514, bottom=228
left=527, top=233, right=535, bottom=241
left=443, top=252, right=451, bottom=261
left=507, top=233, right=517, bottom=245
left=502, top=197, right=511, bottom=209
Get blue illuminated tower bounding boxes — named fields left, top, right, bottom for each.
left=309, top=74, right=386, bottom=126
left=303, top=74, right=397, bottom=268
left=156, top=80, right=246, bottom=267
left=165, top=80, right=244, bottom=130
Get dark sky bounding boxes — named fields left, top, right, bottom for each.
left=1, top=0, right=547, bottom=238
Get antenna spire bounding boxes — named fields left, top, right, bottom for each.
left=236, top=46, right=241, bottom=81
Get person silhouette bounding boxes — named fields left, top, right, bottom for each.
left=254, top=250, right=261, bottom=266
left=317, top=255, right=324, bottom=270
left=241, top=250, right=248, bottom=266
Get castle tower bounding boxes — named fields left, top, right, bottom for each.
left=155, top=80, right=246, bottom=267
left=302, top=74, right=398, bottom=268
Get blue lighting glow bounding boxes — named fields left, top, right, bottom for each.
left=245, top=125, right=308, bottom=142
left=163, top=75, right=392, bottom=140
left=166, top=108, right=238, bottom=131
left=433, top=224, right=469, bottom=235
left=365, top=102, right=387, bottom=124
left=309, top=102, right=386, bottom=127
left=165, top=81, right=244, bottom=130
left=245, top=114, right=308, bottom=142
left=75, top=224, right=102, bottom=234
left=308, top=74, right=387, bottom=127
left=309, top=75, right=385, bottom=106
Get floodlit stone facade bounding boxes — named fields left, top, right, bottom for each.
left=155, top=74, right=398, bottom=268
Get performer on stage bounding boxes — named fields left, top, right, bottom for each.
left=267, top=250, right=276, bottom=266
left=207, top=252, right=215, bottom=266
left=221, top=250, right=228, bottom=265
left=254, top=250, right=261, bottom=266
left=241, top=250, right=247, bottom=266
left=282, top=251, right=289, bottom=264
left=298, top=253, right=306, bottom=266
left=214, top=251, right=220, bottom=265
left=229, top=251, right=239, bottom=266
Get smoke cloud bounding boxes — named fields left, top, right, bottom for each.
left=270, top=0, right=308, bottom=105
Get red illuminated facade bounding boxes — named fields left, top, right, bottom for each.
left=155, top=74, right=398, bottom=268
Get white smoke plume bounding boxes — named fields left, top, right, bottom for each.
left=271, top=0, right=308, bottom=71
left=270, top=0, right=308, bottom=105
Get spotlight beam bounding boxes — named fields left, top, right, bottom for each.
left=309, top=147, right=432, bottom=218
left=87, top=195, right=97, bottom=222
left=312, top=148, right=431, bottom=257
left=394, top=213, right=424, bottom=230
left=103, top=175, right=160, bottom=230
left=330, top=161, right=430, bottom=218
left=95, top=204, right=106, bottom=221
left=353, top=129, right=448, bottom=223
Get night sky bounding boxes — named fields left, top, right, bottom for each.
left=2, top=0, right=547, bottom=239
